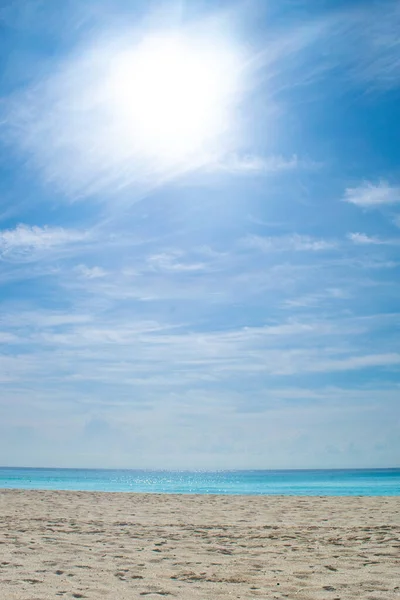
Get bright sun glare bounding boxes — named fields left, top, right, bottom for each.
left=104, top=33, right=240, bottom=167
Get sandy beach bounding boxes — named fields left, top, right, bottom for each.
left=1, top=490, right=399, bottom=599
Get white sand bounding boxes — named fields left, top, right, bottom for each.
left=1, top=490, right=399, bottom=599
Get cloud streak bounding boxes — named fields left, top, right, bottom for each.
left=2, top=305, right=399, bottom=384
left=206, top=154, right=318, bottom=174
left=0, top=224, right=86, bottom=248
left=0, top=224, right=89, bottom=262
left=344, top=182, right=400, bottom=207
left=243, top=234, right=336, bottom=253
left=348, top=232, right=400, bottom=245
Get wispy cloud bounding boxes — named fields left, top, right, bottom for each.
left=282, top=287, right=350, bottom=309
left=75, top=264, right=107, bottom=279
left=207, top=153, right=318, bottom=174
left=0, top=224, right=88, bottom=262
left=348, top=232, right=400, bottom=245
left=0, top=224, right=86, bottom=248
left=147, top=251, right=207, bottom=273
left=243, top=234, right=336, bottom=252
left=347, top=1, right=400, bottom=90
left=300, top=353, right=400, bottom=375
left=2, top=311, right=399, bottom=390
left=248, top=1, right=400, bottom=96
left=344, top=181, right=400, bottom=207
left=348, top=232, right=382, bottom=245
left=0, top=311, right=93, bottom=329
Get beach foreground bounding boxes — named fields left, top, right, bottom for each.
left=1, top=490, right=399, bottom=599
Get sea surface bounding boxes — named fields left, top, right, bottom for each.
left=1, top=467, right=399, bottom=495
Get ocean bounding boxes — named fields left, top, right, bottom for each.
left=0, top=467, right=399, bottom=495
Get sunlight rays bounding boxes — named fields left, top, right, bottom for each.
left=7, top=16, right=244, bottom=199
left=104, top=33, right=240, bottom=166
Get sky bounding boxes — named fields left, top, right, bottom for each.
left=0, top=0, right=399, bottom=470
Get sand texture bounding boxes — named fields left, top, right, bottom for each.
left=1, top=490, right=399, bottom=599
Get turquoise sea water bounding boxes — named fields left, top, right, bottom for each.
left=0, top=467, right=399, bottom=495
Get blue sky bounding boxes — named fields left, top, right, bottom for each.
left=0, top=0, right=399, bottom=469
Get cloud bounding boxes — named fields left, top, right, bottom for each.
left=146, top=251, right=207, bottom=273
left=347, top=1, right=400, bottom=90
left=75, top=264, right=107, bottom=279
left=348, top=232, right=400, bottom=246
left=301, top=353, right=400, bottom=375
left=0, top=224, right=88, bottom=262
left=282, top=288, right=350, bottom=309
left=0, top=332, right=19, bottom=343
left=348, top=232, right=384, bottom=245
left=207, top=153, right=318, bottom=174
left=248, top=1, right=400, bottom=97
left=243, top=234, right=336, bottom=252
left=0, top=224, right=86, bottom=248
left=2, top=326, right=399, bottom=399
left=0, top=311, right=92, bottom=329
left=1, top=289, right=399, bottom=469
left=2, top=305, right=397, bottom=384
left=344, top=181, right=400, bottom=207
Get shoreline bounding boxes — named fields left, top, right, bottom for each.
left=1, top=486, right=400, bottom=497
left=1, top=490, right=399, bottom=599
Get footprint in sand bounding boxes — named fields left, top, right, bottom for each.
left=323, top=586, right=336, bottom=591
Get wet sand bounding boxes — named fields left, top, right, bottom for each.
left=1, top=490, right=399, bottom=599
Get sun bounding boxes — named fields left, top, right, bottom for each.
left=103, top=32, right=240, bottom=168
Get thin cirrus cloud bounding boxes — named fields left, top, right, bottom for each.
left=0, top=224, right=89, bottom=262
left=325, top=1, right=400, bottom=91
left=74, top=265, right=108, bottom=279
left=347, top=1, right=400, bottom=90
left=343, top=181, right=400, bottom=207
left=294, top=353, right=400, bottom=375
left=348, top=232, right=400, bottom=246
left=246, top=0, right=400, bottom=99
left=0, top=224, right=86, bottom=247
left=1, top=310, right=399, bottom=384
left=243, top=234, right=336, bottom=253
left=206, top=154, right=318, bottom=174
left=147, top=252, right=207, bottom=273
left=348, top=232, right=384, bottom=245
